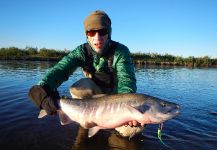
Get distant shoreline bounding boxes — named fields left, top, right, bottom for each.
left=1, top=56, right=217, bottom=68
left=1, top=47, right=217, bottom=68
left=0, top=56, right=60, bottom=61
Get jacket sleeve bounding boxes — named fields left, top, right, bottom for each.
left=113, top=44, right=137, bottom=93
left=38, top=45, right=85, bottom=90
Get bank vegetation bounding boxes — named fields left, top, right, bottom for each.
left=0, top=47, right=217, bottom=68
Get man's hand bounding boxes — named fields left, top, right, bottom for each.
left=28, top=85, right=59, bottom=115
left=128, top=120, right=138, bottom=127
left=40, top=96, right=59, bottom=115
left=127, top=120, right=145, bottom=127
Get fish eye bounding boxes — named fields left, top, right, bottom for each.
left=161, top=102, right=166, bottom=107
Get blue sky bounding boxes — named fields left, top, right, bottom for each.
left=1, top=0, right=217, bottom=58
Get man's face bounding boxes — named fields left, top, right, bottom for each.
left=86, top=28, right=109, bottom=54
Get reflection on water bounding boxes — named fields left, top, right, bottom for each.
left=72, top=126, right=169, bottom=150
left=72, top=126, right=141, bottom=150
left=0, top=60, right=55, bottom=70
left=0, top=61, right=217, bottom=150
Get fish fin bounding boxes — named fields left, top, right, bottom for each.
left=58, top=110, right=73, bottom=125
left=88, top=126, right=101, bottom=138
left=38, top=109, right=47, bottom=118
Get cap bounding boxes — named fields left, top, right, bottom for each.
left=84, top=10, right=111, bottom=32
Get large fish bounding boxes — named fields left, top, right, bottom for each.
left=39, top=93, right=180, bottom=138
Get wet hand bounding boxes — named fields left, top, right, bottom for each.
left=128, top=120, right=139, bottom=127
left=127, top=121, right=145, bottom=127
left=28, top=85, right=59, bottom=115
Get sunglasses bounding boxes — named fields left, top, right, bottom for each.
left=86, top=28, right=108, bottom=37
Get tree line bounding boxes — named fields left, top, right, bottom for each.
left=0, top=47, right=217, bottom=67
left=0, top=47, right=66, bottom=61
left=132, top=52, right=217, bottom=67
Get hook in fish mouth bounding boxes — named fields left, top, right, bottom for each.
left=159, top=123, right=164, bottom=130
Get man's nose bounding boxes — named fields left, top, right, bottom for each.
left=93, top=32, right=102, bottom=39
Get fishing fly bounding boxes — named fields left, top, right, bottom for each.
left=158, top=123, right=170, bottom=148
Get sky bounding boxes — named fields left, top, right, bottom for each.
left=0, top=0, right=217, bottom=58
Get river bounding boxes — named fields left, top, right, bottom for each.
left=0, top=61, right=216, bottom=150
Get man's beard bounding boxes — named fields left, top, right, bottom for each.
left=87, top=39, right=110, bottom=56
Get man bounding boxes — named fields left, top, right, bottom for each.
left=28, top=10, right=138, bottom=127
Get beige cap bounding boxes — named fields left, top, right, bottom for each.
left=84, top=10, right=111, bottom=32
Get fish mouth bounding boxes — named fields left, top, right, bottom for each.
left=166, top=105, right=180, bottom=115
left=160, top=106, right=180, bottom=123
left=167, top=109, right=180, bottom=115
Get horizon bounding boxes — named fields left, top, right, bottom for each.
left=1, top=0, right=217, bottom=58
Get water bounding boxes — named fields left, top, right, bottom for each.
left=0, top=61, right=216, bottom=150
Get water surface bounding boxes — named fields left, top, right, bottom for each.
left=0, top=61, right=217, bottom=150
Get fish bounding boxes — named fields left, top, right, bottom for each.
left=38, top=93, right=180, bottom=138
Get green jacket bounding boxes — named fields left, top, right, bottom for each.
left=38, top=41, right=137, bottom=94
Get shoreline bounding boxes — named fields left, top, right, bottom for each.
left=1, top=56, right=217, bottom=68
left=0, top=56, right=60, bottom=61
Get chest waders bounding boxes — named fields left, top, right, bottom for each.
left=83, top=41, right=117, bottom=93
